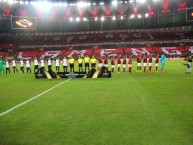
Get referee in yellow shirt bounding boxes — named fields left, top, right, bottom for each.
left=69, top=56, right=75, bottom=72
left=78, top=56, right=84, bottom=72
left=90, top=55, right=97, bottom=69
left=84, top=55, right=90, bottom=72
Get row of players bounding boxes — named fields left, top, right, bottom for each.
left=3, top=53, right=166, bottom=74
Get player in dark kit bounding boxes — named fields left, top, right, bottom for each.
left=143, top=53, right=148, bottom=72
left=128, top=55, right=132, bottom=73
left=111, top=56, right=115, bottom=72
left=148, top=54, right=153, bottom=73
left=136, top=54, right=142, bottom=72
left=117, top=55, right=121, bottom=73
left=155, top=54, right=159, bottom=72
left=122, top=55, right=127, bottom=72
left=98, top=55, right=103, bottom=69
left=104, top=55, right=108, bottom=71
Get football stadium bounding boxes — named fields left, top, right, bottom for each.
left=0, top=0, right=193, bottom=144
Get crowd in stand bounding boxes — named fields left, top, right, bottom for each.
left=0, top=53, right=171, bottom=75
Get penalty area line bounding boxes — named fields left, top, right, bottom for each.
left=0, top=78, right=72, bottom=117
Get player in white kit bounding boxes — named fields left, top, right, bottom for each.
left=55, top=57, right=60, bottom=72
left=34, top=57, right=39, bottom=73
left=12, top=59, right=18, bottom=74
left=5, top=60, right=10, bottom=74
left=63, top=56, right=68, bottom=72
left=20, top=59, right=25, bottom=74
left=40, top=58, right=45, bottom=69
left=47, top=58, right=52, bottom=70
left=26, top=59, right=31, bottom=74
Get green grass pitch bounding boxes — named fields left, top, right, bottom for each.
left=0, top=60, right=193, bottom=145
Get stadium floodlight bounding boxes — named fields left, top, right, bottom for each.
left=76, top=17, right=80, bottom=22
left=77, top=1, right=90, bottom=7
left=69, top=17, right=73, bottom=21
left=37, top=1, right=43, bottom=6
left=53, top=2, right=59, bottom=6
left=129, top=0, right=135, bottom=3
left=112, top=0, right=118, bottom=6
left=145, top=13, right=149, bottom=18
left=138, top=14, right=142, bottom=18
left=101, top=16, right=105, bottom=21
left=120, top=16, right=124, bottom=20
left=100, top=2, right=104, bottom=5
left=19, top=0, right=24, bottom=5
left=112, top=16, right=116, bottom=20
left=58, top=2, right=67, bottom=6
left=137, top=0, right=146, bottom=4
left=94, top=17, right=98, bottom=21
left=83, top=17, right=87, bottom=21
left=36, top=1, right=51, bottom=13
left=30, top=1, right=37, bottom=5
left=8, top=0, right=14, bottom=4
left=93, top=2, right=96, bottom=5
left=77, top=2, right=85, bottom=7
left=24, top=1, right=29, bottom=5
left=62, top=2, right=68, bottom=6
left=130, top=14, right=135, bottom=19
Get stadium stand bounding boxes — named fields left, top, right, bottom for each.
left=0, top=0, right=193, bottom=60
left=0, top=46, right=190, bottom=59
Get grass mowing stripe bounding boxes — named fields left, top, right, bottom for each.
left=0, top=78, right=72, bottom=117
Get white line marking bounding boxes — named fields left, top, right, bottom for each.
left=0, top=78, right=72, bottom=117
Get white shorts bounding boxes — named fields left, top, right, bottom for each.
left=104, top=64, right=108, bottom=67
left=123, top=64, right=126, bottom=68
left=128, top=64, right=132, bottom=67
left=98, top=63, right=103, bottom=67
left=143, top=63, right=147, bottom=67
left=149, top=63, right=152, bottom=66
left=118, top=64, right=121, bottom=67
left=111, top=65, right=115, bottom=68
left=155, top=63, right=159, bottom=67
left=137, top=63, right=142, bottom=67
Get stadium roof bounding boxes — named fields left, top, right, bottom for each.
left=0, top=0, right=191, bottom=7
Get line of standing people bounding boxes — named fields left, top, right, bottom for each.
left=2, top=53, right=166, bottom=74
